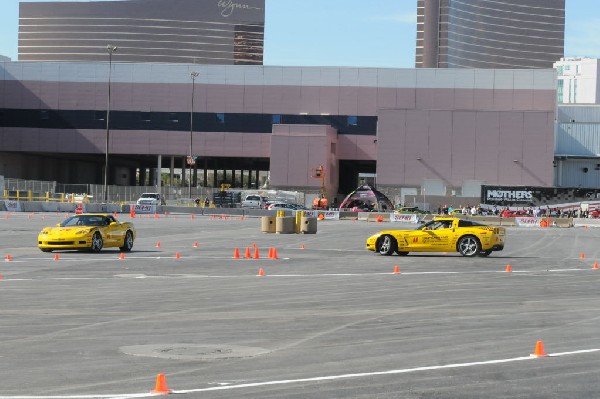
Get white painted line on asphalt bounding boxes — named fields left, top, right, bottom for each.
left=0, top=267, right=598, bottom=283
left=0, top=348, right=598, bottom=399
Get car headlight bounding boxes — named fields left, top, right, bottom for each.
left=74, top=229, right=92, bottom=235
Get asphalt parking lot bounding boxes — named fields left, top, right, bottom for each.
left=1, top=212, right=600, bottom=398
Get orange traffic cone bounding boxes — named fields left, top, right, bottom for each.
left=0, top=272, right=3, bottom=280
left=175, top=252, right=181, bottom=259
left=156, top=241, right=161, bottom=248
left=505, top=264, right=512, bottom=273
left=119, top=253, right=125, bottom=260
left=269, top=247, right=278, bottom=260
left=581, top=252, right=586, bottom=259
left=233, top=248, right=241, bottom=259
left=54, top=254, right=60, bottom=261
left=594, top=261, right=599, bottom=270
left=301, top=244, right=305, bottom=250
left=5, top=255, right=12, bottom=262
left=244, top=247, right=252, bottom=258
left=531, top=340, right=549, bottom=357
left=193, top=242, right=199, bottom=248
left=393, top=265, right=400, bottom=274
left=154, top=213, right=160, bottom=219
left=151, top=373, right=172, bottom=394
left=253, top=247, right=260, bottom=259
left=191, top=214, right=195, bottom=220
left=257, top=268, right=265, bottom=277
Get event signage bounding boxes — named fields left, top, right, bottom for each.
left=481, top=185, right=600, bottom=207
left=134, top=204, right=156, bottom=214
left=4, top=200, right=21, bottom=212
left=390, top=214, right=419, bottom=223
left=323, top=211, right=340, bottom=220
left=514, top=217, right=542, bottom=227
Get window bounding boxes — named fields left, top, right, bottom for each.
left=40, top=110, right=49, bottom=120
left=347, top=115, right=358, bottom=126
left=216, top=113, right=225, bottom=123
left=94, top=111, right=105, bottom=121
left=557, top=80, right=564, bottom=103
left=140, top=112, right=151, bottom=122
left=168, top=113, right=178, bottom=123
left=272, top=114, right=281, bottom=124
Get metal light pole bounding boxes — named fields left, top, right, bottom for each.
left=103, top=44, right=118, bottom=202
left=189, top=71, right=199, bottom=199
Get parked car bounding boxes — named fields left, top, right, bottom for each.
left=136, top=193, right=165, bottom=206
left=268, top=202, right=307, bottom=211
left=501, top=210, right=529, bottom=218
left=241, top=195, right=266, bottom=208
left=394, top=206, right=429, bottom=214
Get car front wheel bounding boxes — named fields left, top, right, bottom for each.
left=457, top=235, right=480, bottom=257
left=120, top=231, right=134, bottom=252
left=378, top=235, right=397, bottom=256
left=90, top=232, right=103, bottom=253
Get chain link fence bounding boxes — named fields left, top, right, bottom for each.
left=2, top=178, right=307, bottom=207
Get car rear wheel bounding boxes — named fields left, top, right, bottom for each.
left=378, top=235, right=397, bottom=256
left=90, top=232, right=103, bottom=253
left=120, top=231, right=134, bottom=252
left=457, top=235, right=480, bottom=257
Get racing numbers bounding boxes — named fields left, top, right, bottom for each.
left=412, top=237, right=419, bottom=243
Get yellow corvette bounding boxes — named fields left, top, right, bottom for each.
left=38, top=213, right=136, bottom=253
left=366, top=217, right=505, bottom=257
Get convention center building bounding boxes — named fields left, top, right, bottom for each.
left=0, top=62, right=556, bottom=199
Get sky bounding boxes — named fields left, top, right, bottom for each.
left=0, top=0, right=598, bottom=67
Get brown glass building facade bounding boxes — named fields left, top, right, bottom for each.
left=18, top=0, right=265, bottom=64
left=416, top=0, right=565, bottom=69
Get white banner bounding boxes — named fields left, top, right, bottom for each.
left=4, top=200, right=21, bottom=212
left=301, top=210, right=318, bottom=218
left=390, top=213, right=419, bottom=223
left=133, top=204, right=157, bottom=214
left=515, top=217, right=542, bottom=227
left=322, top=211, right=340, bottom=220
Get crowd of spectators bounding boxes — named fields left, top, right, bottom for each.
left=434, top=204, right=599, bottom=218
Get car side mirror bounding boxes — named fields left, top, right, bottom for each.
left=110, top=222, right=118, bottom=226
left=56, top=223, right=61, bottom=227
left=421, top=226, right=427, bottom=231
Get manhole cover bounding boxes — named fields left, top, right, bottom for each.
left=120, top=344, right=270, bottom=360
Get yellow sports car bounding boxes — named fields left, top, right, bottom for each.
left=38, top=213, right=136, bottom=253
left=366, top=217, right=505, bottom=257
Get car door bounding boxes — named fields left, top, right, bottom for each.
left=103, top=216, right=122, bottom=246
left=405, top=222, right=453, bottom=252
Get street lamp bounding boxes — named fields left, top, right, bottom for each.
left=103, top=44, right=118, bottom=202
left=189, top=71, right=199, bottom=199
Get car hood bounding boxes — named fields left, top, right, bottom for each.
left=40, top=226, right=95, bottom=236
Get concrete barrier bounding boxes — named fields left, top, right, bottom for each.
left=261, top=216, right=276, bottom=233
left=300, top=217, right=318, bottom=234
left=275, top=216, right=295, bottom=234
left=367, top=213, right=389, bottom=222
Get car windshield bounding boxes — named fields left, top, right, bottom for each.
left=60, top=215, right=110, bottom=227
left=140, top=194, right=158, bottom=199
